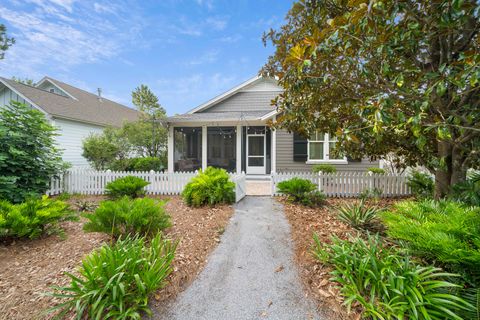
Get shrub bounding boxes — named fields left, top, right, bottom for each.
left=105, top=176, right=149, bottom=199
left=336, top=200, right=382, bottom=230
left=359, top=187, right=383, bottom=201
left=312, top=164, right=337, bottom=174
left=301, top=190, right=327, bottom=207
left=133, top=157, right=164, bottom=172
left=407, top=169, right=434, bottom=199
left=313, top=234, right=473, bottom=319
left=109, top=158, right=137, bottom=171
left=380, top=200, right=480, bottom=284
left=277, top=178, right=317, bottom=202
left=0, top=196, right=75, bottom=239
left=367, top=167, right=385, bottom=174
left=83, top=197, right=171, bottom=238
left=451, top=171, right=480, bottom=207
left=50, top=234, right=176, bottom=319
left=82, top=127, right=131, bottom=170
left=0, top=101, right=64, bottom=203
left=182, top=167, right=235, bottom=207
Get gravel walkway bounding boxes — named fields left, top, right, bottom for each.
left=154, top=196, right=321, bottom=320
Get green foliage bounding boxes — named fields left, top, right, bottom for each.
left=0, top=196, right=76, bottom=239
left=82, top=127, right=131, bottom=170
left=50, top=234, right=176, bottom=319
left=407, top=170, right=434, bottom=199
left=132, top=157, right=164, bottom=172
left=0, top=23, right=15, bottom=60
left=74, top=200, right=97, bottom=212
left=451, top=172, right=480, bottom=207
left=105, top=176, right=150, bottom=199
left=367, top=167, right=386, bottom=175
left=83, top=197, right=171, bottom=238
left=359, top=188, right=383, bottom=201
left=313, top=234, right=473, bottom=319
left=312, top=164, right=337, bottom=174
left=381, top=200, right=480, bottom=285
left=277, top=178, right=325, bottom=207
left=182, top=167, right=235, bottom=207
left=263, top=0, right=480, bottom=197
left=336, top=200, right=382, bottom=231
left=0, top=101, right=64, bottom=203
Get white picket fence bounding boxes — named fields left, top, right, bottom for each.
left=271, top=172, right=411, bottom=198
left=47, top=169, right=247, bottom=203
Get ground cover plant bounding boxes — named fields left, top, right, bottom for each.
left=312, top=164, right=337, bottom=174
left=83, top=196, right=171, bottom=238
left=182, top=167, right=235, bottom=207
left=451, top=171, right=480, bottom=207
left=0, top=195, right=75, bottom=240
left=105, top=176, right=150, bottom=199
left=277, top=177, right=326, bottom=207
left=313, top=234, right=473, bottom=319
left=380, top=200, right=480, bottom=285
left=50, top=234, right=177, bottom=319
left=336, top=200, right=382, bottom=231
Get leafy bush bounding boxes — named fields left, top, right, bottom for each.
left=312, top=164, right=337, bottom=173
left=336, top=200, right=382, bottom=230
left=406, top=169, right=434, bottom=199
left=313, top=234, right=473, bottom=319
left=83, top=197, right=171, bottom=238
left=0, top=196, right=75, bottom=239
left=359, top=187, right=383, bottom=201
left=380, top=200, right=480, bottom=284
left=105, top=176, right=150, bottom=199
left=367, top=167, right=386, bottom=174
left=277, top=178, right=325, bottom=207
left=451, top=171, right=480, bottom=207
left=51, top=234, right=176, bottom=319
left=109, top=158, right=137, bottom=171
left=133, top=157, right=164, bottom=172
left=0, top=101, right=64, bottom=203
left=182, top=167, right=235, bottom=207
left=82, top=127, right=131, bottom=170
left=74, top=200, right=97, bottom=212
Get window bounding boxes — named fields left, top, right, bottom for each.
left=174, top=127, right=202, bottom=172
left=49, top=88, right=55, bottom=93
left=308, top=132, right=346, bottom=162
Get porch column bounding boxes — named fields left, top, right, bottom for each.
left=236, top=125, right=242, bottom=173
left=202, top=125, right=207, bottom=170
left=271, top=117, right=277, bottom=173
left=167, top=126, right=174, bottom=173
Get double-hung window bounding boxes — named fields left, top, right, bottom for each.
left=307, top=132, right=347, bottom=163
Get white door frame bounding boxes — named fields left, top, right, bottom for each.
left=246, top=132, right=266, bottom=174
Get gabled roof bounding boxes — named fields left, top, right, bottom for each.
left=168, top=111, right=269, bottom=123
left=187, top=76, right=282, bottom=114
left=0, top=76, right=139, bottom=127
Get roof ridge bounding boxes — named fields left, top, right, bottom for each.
left=45, top=76, right=137, bottom=112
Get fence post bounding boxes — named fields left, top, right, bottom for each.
left=318, top=172, right=323, bottom=192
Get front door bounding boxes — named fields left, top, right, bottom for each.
left=246, top=134, right=266, bottom=174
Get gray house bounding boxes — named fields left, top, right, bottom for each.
left=166, top=76, right=378, bottom=174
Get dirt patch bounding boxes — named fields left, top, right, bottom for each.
left=0, top=195, right=234, bottom=320
left=281, top=198, right=400, bottom=320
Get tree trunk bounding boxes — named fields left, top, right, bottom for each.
left=451, top=146, right=467, bottom=185
left=434, top=140, right=452, bottom=199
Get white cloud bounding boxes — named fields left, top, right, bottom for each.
left=205, top=16, right=227, bottom=31
left=219, top=34, right=242, bottom=43
left=184, top=49, right=219, bottom=66
left=195, top=0, right=213, bottom=10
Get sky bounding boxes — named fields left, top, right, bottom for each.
left=0, top=0, right=292, bottom=115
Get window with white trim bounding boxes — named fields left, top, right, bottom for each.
left=308, top=132, right=345, bottom=162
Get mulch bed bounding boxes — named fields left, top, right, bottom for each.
left=0, top=195, right=234, bottom=320
left=281, top=197, right=401, bottom=320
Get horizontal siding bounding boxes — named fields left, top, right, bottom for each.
left=275, top=129, right=379, bottom=172
left=0, top=87, right=32, bottom=108
left=54, top=118, right=104, bottom=167
left=202, top=91, right=279, bottom=113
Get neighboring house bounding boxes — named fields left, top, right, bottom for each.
left=167, top=76, right=378, bottom=174
left=0, top=76, right=139, bottom=167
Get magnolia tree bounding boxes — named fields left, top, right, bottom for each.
left=262, top=0, right=479, bottom=197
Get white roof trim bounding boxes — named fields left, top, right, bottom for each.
left=36, top=77, right=78, bottom=101
left=187, top=75, right=262, bottom=114
left=260, top=110, right=279, bottom=121
left=0, top=79, right=50, bottom=116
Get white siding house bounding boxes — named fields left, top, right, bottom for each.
left=0, top=76, right=139, bottom=167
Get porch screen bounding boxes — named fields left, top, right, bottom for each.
left=174, top=127, right=202, bottom=172
left=207, top=127, right=236, bottom=172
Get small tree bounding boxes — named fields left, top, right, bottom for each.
left=0, top=24, right=14, bottom=60
left=131, top=85, right=167, bottom=158
left=82, top=127, right=130, bottom=170
left=0, top=101, right=63, bottom=202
